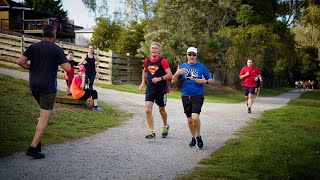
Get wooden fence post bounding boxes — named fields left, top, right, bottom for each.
left=21, top=35, right=24, bottom=53
left=96, top=48, right=100, bottom=83
left=127, top=53, right=131, bottom=81
left=109, top=50, right=114, bottom=84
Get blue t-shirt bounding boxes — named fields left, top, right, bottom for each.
left=179, top=62, right=211, bottom=96
left=23, top=40, right=68, bottom=92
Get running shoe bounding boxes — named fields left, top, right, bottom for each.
left=162, top=125, right=169, bottom=138
left=37, top=141, right=41, bottom=152
left=92, top=106, right=103, bottom=111
left=248, top=107, right=251, bottom=113
left=189, top=137, right=196, bottom=147
left=196, top=136, right=204, bottom=149
left=26, top=147, right=45, bottom=159
left=145, top=131, right=156, bottom=139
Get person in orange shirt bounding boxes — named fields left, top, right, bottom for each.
left=71, top=65, right=103, bottom=111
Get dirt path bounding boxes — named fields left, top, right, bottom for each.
left=0, top=68, right=301, bottom=179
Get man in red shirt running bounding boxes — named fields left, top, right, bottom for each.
left=239, top=59, right=261, bottom=113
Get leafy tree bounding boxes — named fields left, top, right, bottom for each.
left=138, top=0, right=241, bottom=70
left=276, top=0, right=320, bottom=27
left=81, top=0, right=97, bottom=15
left=236, top=4, right=255, bottom=25
left=122, top=0, right=156, bottom=21
left=24, top=0, right=68, bottom=19
left=91, top=17, right=146, bottom=56
left=292, top=4, right=320, bottom=80
left=114, top=20, right=147, bottom=56
left=219, top=25, right=281, bottom=87
left=91, top=17, right=122, bottom=51
left=240, top=0, right=277, bottom=25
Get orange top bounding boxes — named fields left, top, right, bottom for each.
left=71, top=75, right=85, bottom=99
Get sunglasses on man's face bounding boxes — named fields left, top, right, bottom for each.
left=187, top=54, right=197, bottom=57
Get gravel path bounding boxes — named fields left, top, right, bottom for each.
left=0, top=68, right=301, bottom=180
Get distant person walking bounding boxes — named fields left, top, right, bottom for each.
left=64, top=50, right=78, bottom=95
left=17, top=25, right=71, bottom=159
left=139, top=42, right=173, bottom=139
left=171, top=47, right=213, bottom=149
left=79, top=46, right=100, bottom=90
left=239, top=58, right=261, bottom=113
left=255, top=75, right=263, bottom=98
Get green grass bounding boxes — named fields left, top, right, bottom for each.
left=0, top=63, right=28, bottom=72
left=0, top=74, right=128, bottom=157
left=180, top=90, right=320, bottom=179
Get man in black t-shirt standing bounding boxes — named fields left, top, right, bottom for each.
left=17, top=25, right=71, bottom=159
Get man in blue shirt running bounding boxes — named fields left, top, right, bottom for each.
left=171, top=47, right=213, bottom=149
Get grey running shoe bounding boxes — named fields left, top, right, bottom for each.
left=162, top=125, right=169, bottom=138
left=189, top=137, right=196, bottom=147
left=145, top=131, right=156, bottom=139
left=196, top=136, right=204, bottom=149
left=92, top=106, right=103, bottom=111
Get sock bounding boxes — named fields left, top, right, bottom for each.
left=196, top=134, right=201, bottom=138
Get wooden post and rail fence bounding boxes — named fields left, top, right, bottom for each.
left=0, top=30, right=143, bottom=85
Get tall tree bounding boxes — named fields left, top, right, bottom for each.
left=81, top=0, right=97, bottom=15
left=122, top=0, right=156, bottom=21
left=91, top=17, right=122, bottom=51
left=24, top=0, right=68, bottom=19
left=292, top=4, right=320, bottom=80
left=138, top=0, right=241, bottom=69
left=219, top=25, right=281, bottom=87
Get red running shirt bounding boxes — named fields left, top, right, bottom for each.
left=239, top=66, right=261, bottom=87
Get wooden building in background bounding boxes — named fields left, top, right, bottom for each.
left=0, top=0, right=82, bottom=42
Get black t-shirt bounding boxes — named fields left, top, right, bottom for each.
left=23, top=40, right=68, bottom=92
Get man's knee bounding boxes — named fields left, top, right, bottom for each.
left=145, top=107, right=152, bottom=114
left=159, top=107, right=166, bottom=114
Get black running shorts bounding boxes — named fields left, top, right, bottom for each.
left=32, top=91, right=56, bottom=110
left=145, top=92, right=167, bottom=107
left=243, top=86, right=256, bottom=96
left=182, top=95, right=204, bottom=117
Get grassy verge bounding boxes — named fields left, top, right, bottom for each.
left=0, top=63, right=28, bottom=72
left=0, top=74, right=128, bottom=158
left=180, top=90, right=320, bottom=179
